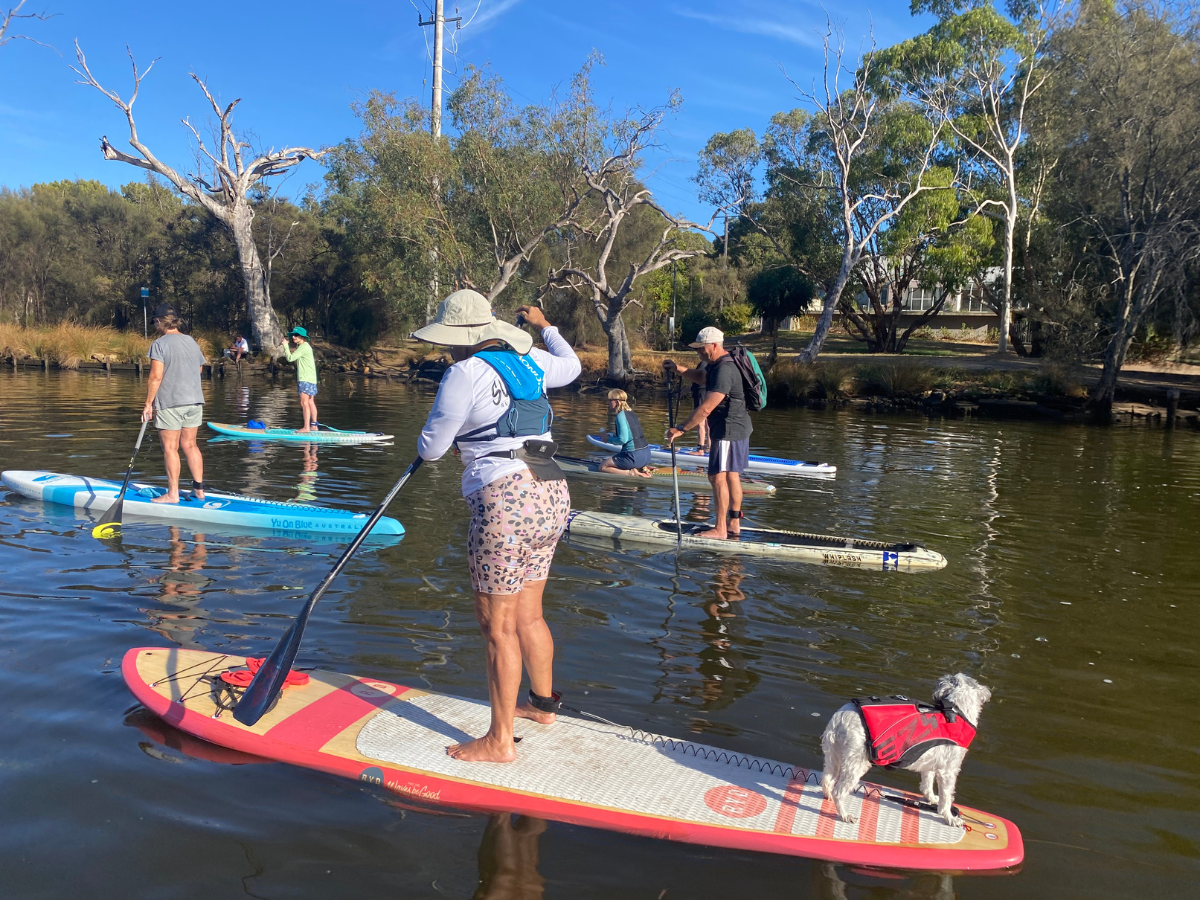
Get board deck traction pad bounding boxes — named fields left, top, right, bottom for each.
left=123, top=648, right=1020, bottom=870
left=207, top=422, right=393, bottom=443
left=563, top=510, right=947, bottom=571
left=0, top=470, right=404, bottom=536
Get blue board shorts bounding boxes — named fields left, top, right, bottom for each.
left=612, top=447, right=652, bottom=470
left=298, top=381, right=318, bottom=396
left=708, top=439, right=749, bottom=476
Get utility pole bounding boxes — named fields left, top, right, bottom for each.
left=418, top=1, right=462, bottom=138
left=418, top=2, right=462, bottom=320
left=669, top=260, right=678, bottom=352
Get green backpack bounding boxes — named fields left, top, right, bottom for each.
left=727, top=345, right=768, bottom=411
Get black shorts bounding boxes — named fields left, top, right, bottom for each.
left=708, top=439, right=749, bottom=476
left=612, top=447, right=652, bottom=470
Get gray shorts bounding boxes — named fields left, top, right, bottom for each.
left=155, top=404, right=203, bottom=431
left=708, top=439, right=749, bottom=476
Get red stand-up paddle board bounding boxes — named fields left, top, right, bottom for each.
left=123, top=648, right=1022, bottom=870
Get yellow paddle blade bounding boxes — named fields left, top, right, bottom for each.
left=92, top=522, right=120, bottom=539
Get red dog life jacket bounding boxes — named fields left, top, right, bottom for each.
left=852, top=696, right=977, bottom=768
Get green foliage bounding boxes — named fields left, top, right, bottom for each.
left=717, top=303, right=754, bottom=336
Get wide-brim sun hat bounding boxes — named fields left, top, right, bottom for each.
left=289, top=326, right=308, bottom=338
left=411, top=289, right=533, bottom=355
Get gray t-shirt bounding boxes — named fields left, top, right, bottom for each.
left=148, top=332, right=207, bottom=410
left=705, top=354, right=753, bottom=442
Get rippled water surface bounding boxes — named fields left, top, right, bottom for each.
left=0, top=369, right=1197, bottom=899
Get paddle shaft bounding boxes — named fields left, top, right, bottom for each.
left=232, top=455, right=424, bottom=725
left=93, top=419, right=150, bottom=533
left=667, top=370, right=682, bottom=542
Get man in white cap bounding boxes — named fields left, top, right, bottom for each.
left=414, top=289, right=580, bottom=763
left=663, top=326, right=752, bottom=539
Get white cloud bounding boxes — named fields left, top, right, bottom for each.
left=673, top=5, right=825, bottom=48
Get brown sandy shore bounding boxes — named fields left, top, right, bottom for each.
left=7, top=332, right=1199, bottom=427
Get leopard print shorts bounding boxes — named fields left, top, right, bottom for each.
left=466, top=470, right=571, bottom=595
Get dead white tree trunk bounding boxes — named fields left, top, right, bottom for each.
left=0, top=2, right=55, bottom=49
left=788, top=24, right=948, bottom=364
left=544, top=98, right=720, bottom=380
left=72, top=43, right=325, bottom=352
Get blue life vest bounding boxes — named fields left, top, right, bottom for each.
left=457, top=349, right=554, bottom=443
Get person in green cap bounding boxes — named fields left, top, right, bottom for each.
left=281, top=326, right=319, bottom=432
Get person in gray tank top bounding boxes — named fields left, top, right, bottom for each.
left=141, top=304, right=208, bottom=503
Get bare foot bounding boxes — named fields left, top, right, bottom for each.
left=696, top=527, right=729, bottom=540
left=151, top=493, right=180, bottom=504
left=514, top=702, right=556, bottom=725
left=446, top=734, right=517, bottom=762
left=296, top=428, right=311, bottom=433
left=193, top=490, right=205, bottom=501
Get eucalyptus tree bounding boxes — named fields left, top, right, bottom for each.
left=72, top=44, right=326, bottom=351
left=328, top=59, right=604, bottom=328
left=695, top=129, right=762, bottom=261
left=751, top=22, right=950, bottom=363
left=876, top=1, right=1057, bottom=353
left=1048, top=0, right=1200, bottom=415
left=543, top=89, right=720, bottom=380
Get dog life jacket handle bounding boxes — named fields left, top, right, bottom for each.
left=528, top=689, right=562, bottom=713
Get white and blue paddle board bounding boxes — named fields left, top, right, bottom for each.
left=586, top=435, right=836, bottom=478
left=207, top=422, right=393, bottom=444
left=1, top=470, right=403, bottom=537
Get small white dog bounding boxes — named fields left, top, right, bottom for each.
left=820, top=673, right=992, bottom=826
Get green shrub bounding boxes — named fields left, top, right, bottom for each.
left=717, top=303, right=754, bottom=337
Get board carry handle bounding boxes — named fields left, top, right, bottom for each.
left=232, top=455, right=424, bottom=726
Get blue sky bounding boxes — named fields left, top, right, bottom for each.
left=0, top=1, right=934, bottom=222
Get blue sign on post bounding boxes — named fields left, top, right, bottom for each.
left=141, top=287, right=149, bottom=337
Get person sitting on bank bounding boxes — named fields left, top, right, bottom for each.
left=280, top=326, right=318, bottom=432
left=598, top=389, right=653, bottom=478
left=663, top=326, right=753, bottom=540
left=223, top=334, right=249, bottom=362
left=141, top=304, right=208, bottom=504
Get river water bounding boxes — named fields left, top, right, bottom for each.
left=0, top=369, right=1196, bottom=899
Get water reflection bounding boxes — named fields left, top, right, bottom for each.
left=296, top=443, right=320, bottom=502
left=472, top=814, right=547, bottom=900
left=144, top=526, right=213, bottom=648
left=815, top=863, right=957, bottom=900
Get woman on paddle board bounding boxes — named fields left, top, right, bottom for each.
left=141, top=304, right=208, bottom=503
left=414, top=290, right=581, bottom=763
left=598, top=389, right=653, bottom=477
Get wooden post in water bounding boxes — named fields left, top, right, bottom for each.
left=1166, top=388, right=1179, bottom=429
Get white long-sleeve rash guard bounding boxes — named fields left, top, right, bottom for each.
left=417, top=326, right=582, bottom=497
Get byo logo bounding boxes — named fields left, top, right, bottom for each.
left=704, top=785, right=767, bottom=819
left=351, top=680, right=398, bottom=698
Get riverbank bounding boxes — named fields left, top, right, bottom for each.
left=6, top=324, right=1198, bottom=426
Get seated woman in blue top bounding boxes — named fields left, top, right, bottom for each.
left=599, top=389, right=653, bottom=478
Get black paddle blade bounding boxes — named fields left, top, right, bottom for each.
left=231, top=456, right=424, bottom=726
left=231, top=623, right=298, bottom=725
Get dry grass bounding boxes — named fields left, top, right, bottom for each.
left=813, top=362, right=852, bottom=399
left=0, top=323, right=30, bottom=358
left=1031, top=361, right=1087, bottom=398
left=855, top=361, right=935, bottom=398
left=766, top=360, right=815, bottom=400
left=52, top=324, right=118, bottom=368
left=113, top=331, right=152, bottom=363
